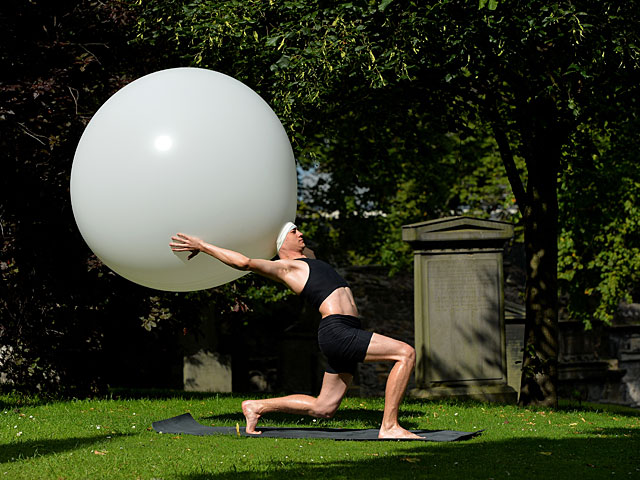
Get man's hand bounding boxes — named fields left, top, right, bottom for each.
left=169, top=234, right=282, bottom=280
left=170, top=233, right=203, bottom=260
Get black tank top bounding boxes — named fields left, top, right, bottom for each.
left=295, top=258, right=349, bottom=310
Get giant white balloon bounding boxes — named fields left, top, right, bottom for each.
left=70, top=68, right=297, bottom=291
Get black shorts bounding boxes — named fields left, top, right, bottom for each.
left=317, top=314, right=373, bottom=375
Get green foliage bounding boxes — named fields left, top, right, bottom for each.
left=133, top=1, right=640, bottom=325
left=132, top=0, right=422, bottom=143
left=134, top=0, right=525, bottom=268
left=559, top=123, right=640, bottom=327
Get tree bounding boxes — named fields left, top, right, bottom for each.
left=135, top=0, right=640, bottom=406
left=0, top=0, right=152, bottom=393
left=414, top=1, right=640, bottom=405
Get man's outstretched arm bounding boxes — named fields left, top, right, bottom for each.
left=170, top=233, right=285, bottom=282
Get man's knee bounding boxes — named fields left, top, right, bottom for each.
left=400, top=343, right=416, bottom=367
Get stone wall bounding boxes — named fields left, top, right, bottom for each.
left=556, top=304, right=640, bottom=407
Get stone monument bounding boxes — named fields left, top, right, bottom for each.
left=182, top=307, right=232, bottom=393
left=402, top=216, right=517, bottom=402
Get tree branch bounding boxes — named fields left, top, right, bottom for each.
left=17, top=122, right=47, bottom=146
left=491, top=123, right=527, bottom=210
left=482, top=90, right=528, bottom=209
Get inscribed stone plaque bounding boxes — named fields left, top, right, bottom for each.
left=422, top=253, right=504, bottom=383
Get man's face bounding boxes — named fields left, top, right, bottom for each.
left=284, top=227, right=305, bottom=251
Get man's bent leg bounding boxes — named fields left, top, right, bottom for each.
left=364, top=333, right=419, bottom=439
left=242, top=372, right=351, bottom=434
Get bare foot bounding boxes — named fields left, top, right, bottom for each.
left=242, top=400, right=262, bottom=435
left=378, top=425, right=422, bottom=439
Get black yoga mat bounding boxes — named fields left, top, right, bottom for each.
left=152, top=413, right=483, bottom=442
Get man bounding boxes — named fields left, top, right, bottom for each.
left=170, top=223, right=419, bottom=438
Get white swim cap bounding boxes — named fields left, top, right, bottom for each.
left=276, top=222, right=297, bottom=252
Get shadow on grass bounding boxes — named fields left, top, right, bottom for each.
left=0, top=433, right=135, bottom=464
left=200, top=408, right=426, bottom=430
left=557, top=400, right=640, bottom=417
left=176, top=427, right=640, bottom=480
left=199, top=393, right=437, bottom=426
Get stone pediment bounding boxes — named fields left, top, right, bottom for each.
left=402, top=216, right=514, bottom=248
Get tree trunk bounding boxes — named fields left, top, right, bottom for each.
left=517, top=102, right=562, bottom=407
left=518, top=183, right=559, bottom=406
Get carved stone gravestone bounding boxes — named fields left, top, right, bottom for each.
left=402, top=216, right=517, bottom=402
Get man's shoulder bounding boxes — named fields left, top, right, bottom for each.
left=275, top=257, right=305, bottom=267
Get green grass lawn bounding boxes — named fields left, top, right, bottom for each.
left=1, top=390, right=639, bottom=479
